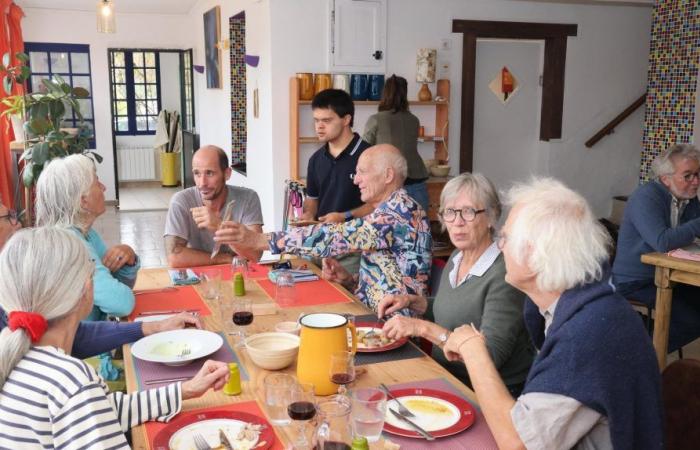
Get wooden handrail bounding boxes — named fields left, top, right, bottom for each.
left=585, top=93, right=646, bottom=148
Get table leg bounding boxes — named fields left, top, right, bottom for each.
left=653, top=267, right=673, bottom=369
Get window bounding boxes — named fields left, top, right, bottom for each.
left=181, top=49, right=195, bottom=131
left=109, top=49, right=161, bottom=135
left=24, top=42, right=96, bottom=148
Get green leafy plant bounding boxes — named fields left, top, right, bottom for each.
left=0, top=51, right=30, bottom=95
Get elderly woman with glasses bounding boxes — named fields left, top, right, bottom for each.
left=0, top=227, right=228, bottom=448
left=378, top=173, right=534, bottom=395
left=35, top=155, right=137, bottom=321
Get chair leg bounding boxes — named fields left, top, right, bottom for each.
left=678, top=347, right=684, bottom=359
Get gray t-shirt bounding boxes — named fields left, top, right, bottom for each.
left=164, top=185, right=264, bottom=253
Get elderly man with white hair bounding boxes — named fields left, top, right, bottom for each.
left=613, top=143, right=700, bottom=352
left=214, top=144, right=432, bottom=315
left=443, top=178, right=663, bottom=450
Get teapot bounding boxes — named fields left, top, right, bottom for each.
left=315, top=395, right=353, bottom=450
left=297, top=313, right=357, bottom=395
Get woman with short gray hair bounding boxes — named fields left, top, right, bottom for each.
left=0, top=227, right=229, bottom=448
left=379, top=172, right=534, bottom=395
left=36, top=154, right=138, bottom=321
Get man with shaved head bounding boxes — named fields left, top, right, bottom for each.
left=214, top=144, right=432, bottom=315
left=164, top=145, right=263, bottom=267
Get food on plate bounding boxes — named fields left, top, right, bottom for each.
left=404, top=398, right=452, bottom=416
left=357, top=328, right=393, bottom=348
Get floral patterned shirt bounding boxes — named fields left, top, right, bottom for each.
left=269, top=188, right=432, bottom=315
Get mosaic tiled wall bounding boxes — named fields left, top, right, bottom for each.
left=230, top=12, right=246, bottom=168
left=641, top=1, right=700, bottom=181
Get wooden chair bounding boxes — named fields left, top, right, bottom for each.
left=663, top=359, right=700, bottom=450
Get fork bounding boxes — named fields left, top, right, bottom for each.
left=380, top=383, right=415, bottom=418
left=177, top=346, right=191, bottom=358
left=192, top=433, right=212, bottom=450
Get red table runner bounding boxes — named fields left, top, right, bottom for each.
left=128, top=286, right=211, bottom=321
left=257, top=278, right=351, bottom=307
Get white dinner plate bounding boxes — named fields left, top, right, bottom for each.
left=131, top=329, right=222, bottom=366
left=384, top=395, right=461, bottom=432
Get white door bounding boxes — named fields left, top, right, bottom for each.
left=330, top=0, right=386, bottom=73
left=473, top=40, right=544, bottom=192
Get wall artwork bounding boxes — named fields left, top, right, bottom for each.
left=203, top=6, right=221, bottom=89
left=488, top=66, right=519, bottom=104
left=230, top=11, right=247, bottom=171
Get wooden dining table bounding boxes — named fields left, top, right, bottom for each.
left=641, top=252, right=700, bottom=368
left=124, top=262, right=481, bottom=449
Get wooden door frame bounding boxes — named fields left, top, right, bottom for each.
left=452, top=20, right=577, bottom=173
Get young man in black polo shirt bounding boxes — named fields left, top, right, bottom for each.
left=301, top=89, right=374, bottom=224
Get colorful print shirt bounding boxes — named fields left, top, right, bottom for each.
left=269, top=188, right=432, bottom=315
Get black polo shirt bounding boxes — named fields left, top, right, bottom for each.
left=306, top=132, right=370, bottom=218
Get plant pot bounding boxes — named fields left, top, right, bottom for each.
left=160, top=152, right=180, bottom=187
left=10, top=115, right=24, bottom=142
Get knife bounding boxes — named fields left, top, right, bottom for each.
left=211, top=200, right=236, bottom=259
left=389, top=408, right=435, bottom=441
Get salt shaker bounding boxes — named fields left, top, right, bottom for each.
left=223, top=362, right=242, bottom=396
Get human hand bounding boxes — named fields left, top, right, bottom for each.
left=181, top=360, right=229, bottom=400
left=377, top=294, right=414, bottom=318
left=319, top=211, right=345, bottom=223
left=383, top=315, right=421, bottom=340
left=443, top=324, right=484, bottom=362
left=102, top=244, right=136, bottom=271
left=190, top=206, right=221, bottom=232
left=214, top=221, right=268, bottom=251
left=141, top=312, right=202, bottom=336
left=321, top=257, right=353, bottom=287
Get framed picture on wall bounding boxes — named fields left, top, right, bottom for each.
left=203, top=6, right=221, bottom=89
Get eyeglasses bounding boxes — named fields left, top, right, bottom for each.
left=0, top=209, right=19, bottom=226
left=494, top=231, right=507, bottom=250
left=439, top=207, right=486, bottom=223
left=681, top=171, right=700, bottom=182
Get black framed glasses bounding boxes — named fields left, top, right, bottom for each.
left=682, top=171, right=700, bottom=182
left=0, top=209, right=19, bottom=226
left=439, top=207, right=486, bottom=223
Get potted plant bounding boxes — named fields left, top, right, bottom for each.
left=0, top=51, right=30, bottom=142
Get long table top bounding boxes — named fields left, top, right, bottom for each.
left=124, top=263, right=478, bottom=449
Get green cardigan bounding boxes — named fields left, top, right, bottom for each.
left=429, top=251, right=535, bottom=388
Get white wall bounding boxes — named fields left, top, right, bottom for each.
left=21, top=8, right=191, bottom=200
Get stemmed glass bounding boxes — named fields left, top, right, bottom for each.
left=329, top=351, right=355, bottom=396
left=230, top=298, right=253, bottom=346
left=287, top=382, right=316, bottom=450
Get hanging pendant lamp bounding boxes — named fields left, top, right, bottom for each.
left=97, top=0, right=116, bottom=33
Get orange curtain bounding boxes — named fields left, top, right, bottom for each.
left=0, top=0, right=24, bottom=209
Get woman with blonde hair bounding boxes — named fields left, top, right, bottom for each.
left=0, top=227, right=228, bottom=448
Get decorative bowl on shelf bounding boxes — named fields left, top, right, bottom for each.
left=423, top=158, right=437, bottom=170
left=430, top=164, right=450, bottom=177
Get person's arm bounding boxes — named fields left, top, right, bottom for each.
left=88, top=231, right=135, bottom=318
left=629, top=187, right=700, bottom=252
left=227, top=224, right=264, bottom=262
left=165, top=235, right=232, bottom=267
left=302, top=198, right=319, bottom=221
left=72, top=321, right=143, bottom=359
left=362, top=114, right=378, bottom=145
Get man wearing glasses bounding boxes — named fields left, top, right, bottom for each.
left=613, top=143, right=700, bottom=353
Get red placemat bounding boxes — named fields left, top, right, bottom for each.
left=257, top=278, right=352, bottom=307
left=384, top=378, right=497, bottom=449
left=128, top=286, right=211, bottom=321
left=145, top=400, right=284, bottom=450
left=192, top=263, right=270, bottom=280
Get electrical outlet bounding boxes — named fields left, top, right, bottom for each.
left=440, top=38, right=452, bottom=51
left=439, top=61, right=451, bottom=78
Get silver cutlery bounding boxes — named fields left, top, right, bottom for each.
left=211, top=200, right=236, bottom=259
left=144, top=376, right=192, bottom=385
left=389, top=408, right=435, bottom=441
left=380, top=383, right=415, bottom=418
left=137, top=309, right=200, bottom=316
left=193, top=433, right=213, bottom=450
left=134, top=286, right=178, bottom=295
left=178, top=346, right=191, bottom=358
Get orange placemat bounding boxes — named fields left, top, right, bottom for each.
left=128, top=286, right=211, bottom=321
left=145, top=400, right=284, bottom=450
left=192, top=263, right=270, bottom=280
left=257, top=278, right=352, bottom=307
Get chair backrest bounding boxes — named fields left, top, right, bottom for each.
left=663, top=358, right=700, bottom=450
left=429, top=257, right=447, bottom=296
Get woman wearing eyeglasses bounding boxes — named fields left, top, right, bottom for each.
left=378, top=173, right=534, bottom=395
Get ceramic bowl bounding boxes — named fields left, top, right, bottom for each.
left=423, top=158, right=437, bottom=169
left=245, top=332, right=300, bottom=370
left=275, top=321, right=301, bottom=335
left=430, top=164, right=450, bottom=177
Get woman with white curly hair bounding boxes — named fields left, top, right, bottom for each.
left=443, top=178, right=663, bottom=450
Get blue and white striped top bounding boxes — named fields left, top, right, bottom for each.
left=0, top=346, right=181, bottom=449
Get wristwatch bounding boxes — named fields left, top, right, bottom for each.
left=438, top=331, right=451, bottom=347
left=344, top=211, right=353, bottom=221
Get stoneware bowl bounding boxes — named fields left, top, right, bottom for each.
left=245, top=332, right=300, bottom=370
left=423, top=158, right=437, bottom=170
left=430, top=164, right=450, bottom=177
left=275, top=321, right=302, bottom=335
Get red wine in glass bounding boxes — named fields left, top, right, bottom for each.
left=232, top=311, right=254, bottom=326
left=315, top=442, right=351, bottom=450
left=287, top=401, right=316, bottom=421
left=330, top=372, right=355, bottom=385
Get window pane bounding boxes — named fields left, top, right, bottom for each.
left=147, top=116, right=157, bottom=130
left=116, top=117, right=129, bottom=131
left=145, top=69, right=157, bottom=83
left=31, top=75, right=48, bottom=93
left=147, top=100, right=158, bottom=115
left=116, top=100, right=128, bottom=115
left=77, top=99, right=92, bottom=119
left=134, top=85, right=145, bottom=99
left=29, top=51, right=49, bottom=73
left=136, top=116, right=147, bottom=131
left=144, top=52, right=156, bottom=67
left=146, top=84, right=157, bottom=99
left=84, top=121, right=94, bottom=133
left=72, top=75, right=91, bottom=92
left=134, top=69, right=145, bottom=83
left=71, top=53, right=90, bottom=74
left=50, top=52, right=69, bottom=73
left=133, top=52, right=144, bottom=67
left=114, top=84, right=127, bottom=99
left=112, top=51, right=125, bottom=67
left=113, top=68, right=126, bottom=83
left=135, top=100, right=147, bottom=115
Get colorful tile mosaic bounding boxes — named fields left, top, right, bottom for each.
left=230, top=12, right=246, bottom=168
left=641, top=1, right=700, bottom=181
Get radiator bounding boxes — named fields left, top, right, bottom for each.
left=117, top=146, right=156, bottom=181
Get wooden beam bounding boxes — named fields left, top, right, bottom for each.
left=459, top=32, right=477, bottom=174
left=540, top=36, right=567, bottom=140
left=452, top=20, right=577, bottom=39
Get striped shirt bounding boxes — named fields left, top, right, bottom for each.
left=0, top=346, right=181, bottom=449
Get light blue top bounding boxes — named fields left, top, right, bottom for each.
left=70, top=227, right=139, bottom=320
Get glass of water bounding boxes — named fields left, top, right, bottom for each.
left=264, top=373, right=296, bottom=426
left=350, top=387, right=387, bottom=443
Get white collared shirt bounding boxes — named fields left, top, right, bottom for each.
left=448, top=241, right=501, bottom=288
left=670, top=196, right=689, bottom=228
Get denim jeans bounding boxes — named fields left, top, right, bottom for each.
left=405, top=181, right=430, bottom=214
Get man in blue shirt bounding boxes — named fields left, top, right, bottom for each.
left=613, top=144, right=700, bottom=352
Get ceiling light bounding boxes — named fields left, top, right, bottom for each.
left=97, top=0, right=116, bottom=34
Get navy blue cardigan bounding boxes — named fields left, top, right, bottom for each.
left=522, top=277, right=664, bottom=450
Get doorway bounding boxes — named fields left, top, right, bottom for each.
left=108, top=48, right=196, bottom=211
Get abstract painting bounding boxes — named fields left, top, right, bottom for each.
left=203, top=6, right=221, bottom=89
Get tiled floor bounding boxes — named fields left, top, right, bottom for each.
left=117, top=181, right=180, bottom=211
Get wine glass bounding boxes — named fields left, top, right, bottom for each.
left=329, top=351, right=355, bottom=396
left=230, top=298, right=253, bottom=346
left=287, top=382, right=316, bottom=450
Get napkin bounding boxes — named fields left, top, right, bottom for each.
left=167, top=268, right=200, bottom=285
left=268, top=269, right=319, bottom=283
